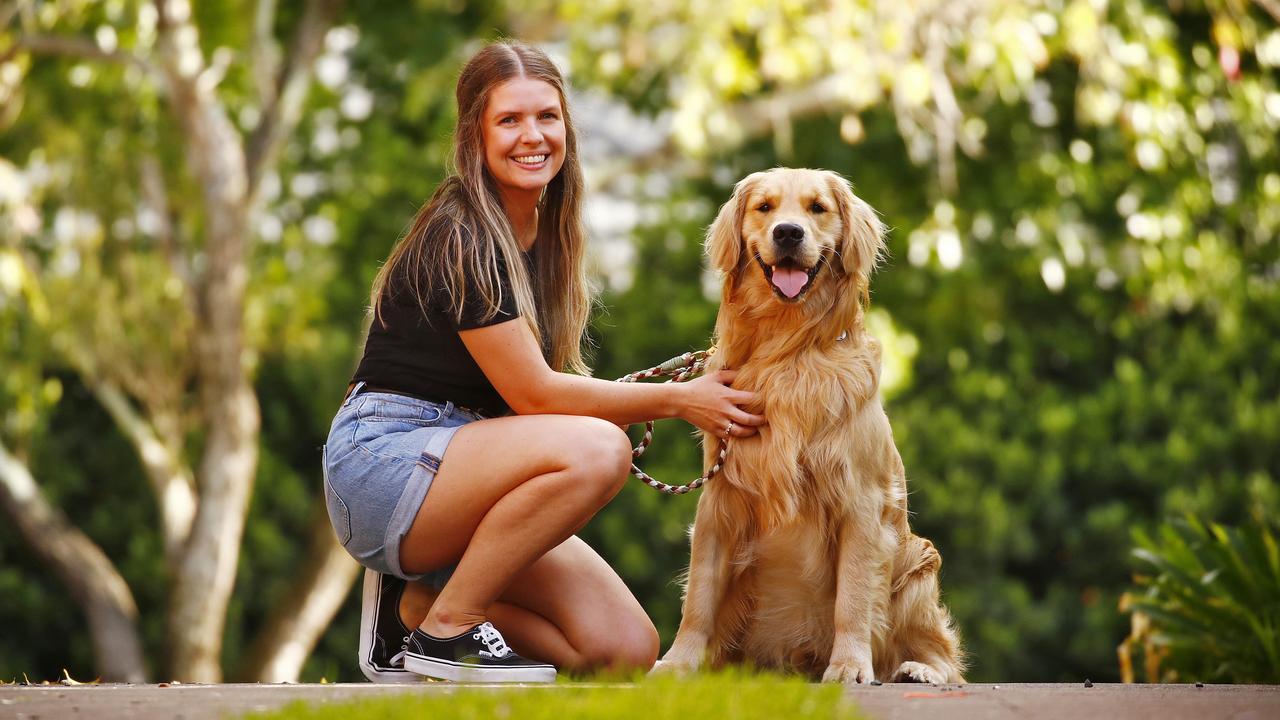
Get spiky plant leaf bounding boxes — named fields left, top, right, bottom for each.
left=1124, top=517, right=1280, bottom=683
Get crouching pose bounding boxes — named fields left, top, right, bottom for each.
left=322, top=40, right=764, bottom=683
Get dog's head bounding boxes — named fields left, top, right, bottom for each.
left=707, top=168, right=885, bottom=309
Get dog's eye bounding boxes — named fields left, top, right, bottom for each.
left=810, top=201, right=826, bottom=214
left=756, top=202, right=772, bottom=213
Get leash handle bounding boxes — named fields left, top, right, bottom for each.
left=616, top=348, right=726, bottom=494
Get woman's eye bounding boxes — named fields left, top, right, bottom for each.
left=757, top=203, right=772, bottom=212
left=541, top=112, right=559, bottom=120
left=810, top=202, right=826, bottom=213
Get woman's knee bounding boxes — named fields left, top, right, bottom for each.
left=565, top=418, right=632, bottom=499
left=577, top=614, right=659, bottom=672
left=618, top=618, right=661, bottom=670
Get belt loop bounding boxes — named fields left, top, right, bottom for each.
left=343, top=381, right=367, bottom=408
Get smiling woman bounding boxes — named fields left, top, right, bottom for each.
left=483, top=78, right=567, bottom=244
left=321, top=40, right=765, bottom=685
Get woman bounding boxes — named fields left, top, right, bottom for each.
left=323, top=40, right=764, bottom=683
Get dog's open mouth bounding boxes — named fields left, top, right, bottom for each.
left=756, top=254, right=821, bottom=300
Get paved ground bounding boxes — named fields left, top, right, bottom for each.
left=846, top=682, right=1277, bottom=719
left=1, top=682, right=1277, bottom=720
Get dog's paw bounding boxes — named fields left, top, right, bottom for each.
left=653, top=647, right=703, bottom=676
left=822, top=657, right=876, bottom=685
left=650, top=660, right=699, bottom=677
left=891, top=660, right=948, bottom=685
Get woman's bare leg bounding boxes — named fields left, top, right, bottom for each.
left=401, top=536, right=658, bottom=672
left=398, top=414, right=636, bottom=641
left=401, top=582, right=582, bottom=666
left=498, top=535, right=658, bottom=671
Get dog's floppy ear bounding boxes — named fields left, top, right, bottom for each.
left=827, top=171, right=886, bottom=281
left=707, top=172, right=763, bottom=277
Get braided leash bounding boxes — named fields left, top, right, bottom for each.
left=615, top=348, right=727, bottom=495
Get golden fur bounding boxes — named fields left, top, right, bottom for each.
left=659, top=168, right=965, bottom=684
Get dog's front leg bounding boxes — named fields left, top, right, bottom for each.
left=823, top=512, right=892, bottom=685
left=657, top=498, right=731, bottom=674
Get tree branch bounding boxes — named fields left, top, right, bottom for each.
left=91, top=381, right=197, bottom=567
left=734, top=75, right=846, bottom=140
left=155, top=0, right=261, bottom=682
left=0, top=439, right=147, bottom=683
left=6, top=33, right=154, bottom=74
left=139, top=153, right=194, bottom=298
left=242, top=507, right=360, bottom=682
left=0, top=2, right=21, bottom=31
left=50, top=330, right=198, bottom=569
left=252, top=0, right=282, bottom=110
left=923, top=10, right=963, bottom=194
left=245, top=0, right=345, bottom=198
left=1255, top=0, right=1280, bottom=24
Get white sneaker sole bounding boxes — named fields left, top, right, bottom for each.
left=357, top=569, right=422, bottom=685
left=404, top=653, right=557, bottom=684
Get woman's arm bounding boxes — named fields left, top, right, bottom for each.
left=459, top=318, right=764, bottom=435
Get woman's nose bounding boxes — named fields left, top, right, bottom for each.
left=520, top=119, right=543, bottom=144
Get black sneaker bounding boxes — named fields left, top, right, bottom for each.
left=357, top=569, right=421, bottom=684
left=404, top=621, right=557, bottom=683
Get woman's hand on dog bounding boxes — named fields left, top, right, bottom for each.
left=680, top=370, right=765, bottom=438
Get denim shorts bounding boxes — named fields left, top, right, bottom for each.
left=322, top=382, right=485, bottom=584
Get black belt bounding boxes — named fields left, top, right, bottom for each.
left=344, top=382, right=495, bottom=419
left=345, top=383, right=434, bottom=403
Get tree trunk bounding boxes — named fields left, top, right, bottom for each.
left=163, top=172, right=257, bottom=682
left=151, top=0, right=342, bottom=680
left=166, top=381, right=259, bottom=682
left=155, top=0, right=260, bottom=681
left=0, top=441, right=147, bottom=683
left=89, top=381, right=196, bottom=570
left=242, top=508, right=360, bottom=682
left=15, top=0, right=347, bottom=684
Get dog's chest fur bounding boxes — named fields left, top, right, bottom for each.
left=710, top=330, right=889, bottom=523
left=702, top=331, right=896, bottom=671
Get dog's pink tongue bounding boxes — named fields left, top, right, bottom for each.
left=771, top=267, right=808, bottom=298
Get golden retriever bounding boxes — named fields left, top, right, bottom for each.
left=658, top=168, right=965, bottom=684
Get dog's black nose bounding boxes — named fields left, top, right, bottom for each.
left=772, top=223, right=805, bottom=248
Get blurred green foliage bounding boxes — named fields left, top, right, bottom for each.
left=1122, top=516, right=1280, bottom=683
left=1, top=0, right=1277, bottom=685
left=578, top=0, right=1280, bottom=683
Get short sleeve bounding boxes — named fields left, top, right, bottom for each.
left=452, top=254, right=521, bottom=330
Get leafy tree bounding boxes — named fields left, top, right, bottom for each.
left=0, top=0, right=356, bottom=682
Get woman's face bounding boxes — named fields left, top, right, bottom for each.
left=482, top=77, right=566, bottom=206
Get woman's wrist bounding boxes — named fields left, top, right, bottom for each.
left=668, top=381, right=692, bottom=421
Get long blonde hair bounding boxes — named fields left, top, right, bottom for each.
left=371, top=40, right=592, bottom=374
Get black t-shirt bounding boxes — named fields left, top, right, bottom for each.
left=352, top=249, right=532, bottom=417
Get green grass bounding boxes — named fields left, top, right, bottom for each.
left=248, top=670, right=862, bottom=720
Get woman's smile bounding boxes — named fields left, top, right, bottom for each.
left=483, top=77, right=566, bottom=207
left=512, top=153, right=548, bottom=167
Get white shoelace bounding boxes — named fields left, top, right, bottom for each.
left=472, top=622, right=512, bottom=658
left=391, top=636, right=409, bottom=666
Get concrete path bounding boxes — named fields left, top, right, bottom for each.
left=846, top=682, right=1277, bottom=719
left=1, top=682, right=1277, bottom=720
